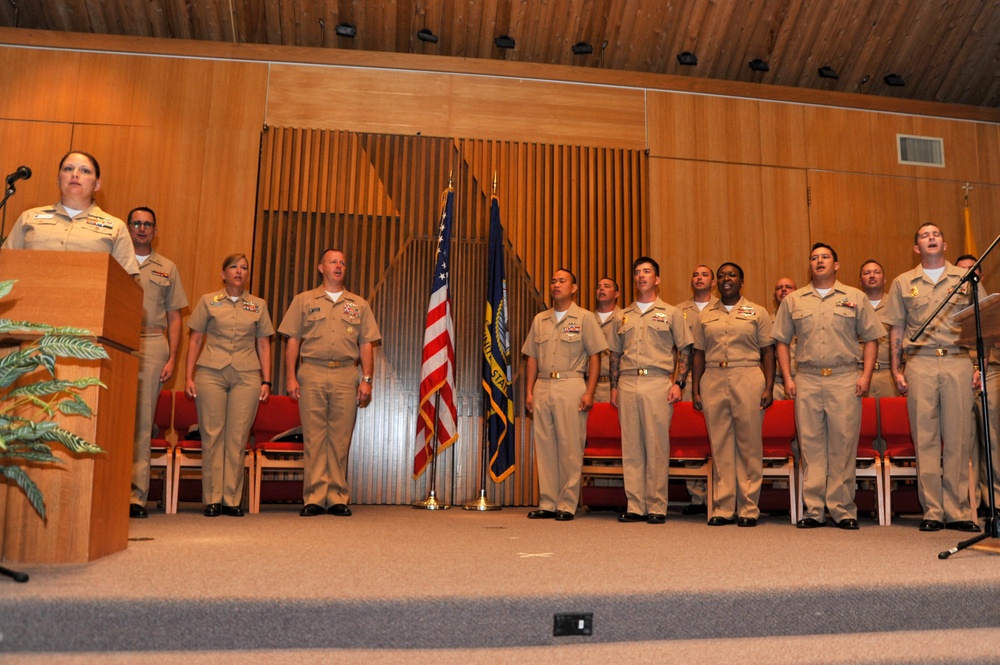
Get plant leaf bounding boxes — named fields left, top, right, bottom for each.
left=35, top=335, right=109, bottom=361
left=42, top=427, right=104, bottom=455
left=56, top=394, right=95, bottom=417
left=7, top=377, right=104, bottom=399
left=0, top=280, right=16, bottom=300
left=0, top=465, right=46, bottom=519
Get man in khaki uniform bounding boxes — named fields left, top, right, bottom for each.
left=127, top=207, right=188, bottom=518
left=692, top=262, right=774, bottom=527
left=955, top=254, right=1000, bottom=516
left=592, top=277, right=621, bottom=403
left=523, top=269, right=606, bottom=521
left=675, top=264, right=718, bottom=515
left=610, top=256, right=693, bottom=524
left=279, top=249, right=381, bottom=517
left=771, top=277, right=797, bottom=401
left=859, top=260, right=896, bottom=399
left=773, top=243, right=883, bottom=530
left=886, top=226, right=979, bottom=532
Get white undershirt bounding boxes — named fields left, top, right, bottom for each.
left=63, top=206, right=83, bottom=218
left=135, top=254, right=150, bottom=264
left=924, top=266, right=945, bottom=283
left=554, top=309, right=568, bottom=322
left=326, top=290, right=343, bottom=303
left=636, top=301, right=654, bottom=313
left=724, top=304, right=734, bottom=312
left=695, top=300, right=710, bottom=311
left=870, top=299, right=881, bottom=308
left=815, top=287, right=832, bottom=297
left=597, top=310, right=613, bottom=323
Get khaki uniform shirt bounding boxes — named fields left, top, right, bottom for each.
left=678, top=297, right=718, bottom=377
left=593, top=306, right=622, bottom=378
left=522, top=302, right=608, bottom=374
left=6, top=202, right=140, bottom=275
left=610, top=298, right=694, bottom=373
left=693, top=297, right=774, bottom=362
left=188, top=290, right=275, bottom=371
left=137, top=251, right=189, bottom=328
left=884, top=263, right=971, bottom=351
left=871, top=297, right=892, bottom=368
left=277, top=288, right=382, bottom=361
left=772, top=281, right=884, bottom=366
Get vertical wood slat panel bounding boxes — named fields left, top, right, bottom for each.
left=254, top=128, right=647, bottom=506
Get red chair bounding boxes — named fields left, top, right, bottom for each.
left=149, top=389, right=174, bottom=510
left=668, top=402, right=714, bottom=516
left=580, top=402, right=626, bottom=508
left=169, top=390, right=253, bottom=513
left=761, top=399, right=798, bottom=523
left=250, top=395, right=303, bottom=513
left=855, top=396, right=885, bottom=525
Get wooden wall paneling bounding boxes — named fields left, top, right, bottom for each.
left=759, top=167, right=811, bottom=306
left=0, top=47, right=83, bottom=124
left=70, top=52, right=138, bottom=127
left=867, top=113, right=981, bottom=183
left=0, top=120, right=74, bottom=218
left=974, top=185, right=1000, bottom=284
left=803, top=106, right=877, bottom=175
left=265, top=65, right=647, bottom=149
left=128, top=56, right=214, bottom=129
left=977, top=122, right=1000, bottom=186
left=646, top=92, right=762, bottom=165
left=759, top=101, right=809, bottom=169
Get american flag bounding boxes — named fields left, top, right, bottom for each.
left=413, top=187, right=459, bottom=478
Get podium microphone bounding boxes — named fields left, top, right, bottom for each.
left=5, top=166, right=31, bottom=187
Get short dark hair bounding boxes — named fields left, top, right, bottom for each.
left=598, top=276, right=619, bottom=290
left=859, top=259, right=883, bottom=277
left=694, top=264, right=715, bottom=281
left=956, top=254, right=977, bottom=264
left=632, top=256, right=659, bottom=276
left=717, top=262, right=744, bottom=281
left=127, top=206, right=156, bottom=226
left=59, top=151, right=101, bottom=179
left=554, top=268, right=577, bottom=285
left=319, top=248, right=345, bottom=263
left=222, top=253, right=248, bottom=271
left=810, top=242, right=838, bottom=263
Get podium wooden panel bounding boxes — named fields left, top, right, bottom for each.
left=0, top=249, right=141, bottom=563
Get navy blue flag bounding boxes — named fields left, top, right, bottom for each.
left=482, top=196, right=515, bottom=482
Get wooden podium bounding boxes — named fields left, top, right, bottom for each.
left=0, top=249, right=141, bottom=563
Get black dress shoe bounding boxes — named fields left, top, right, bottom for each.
left=796, top=517, right=825, bottom=529
left=682, top=504, right=708, bottom=515
left=946, top=520, right=980, bottom=533
left=707, top=516, right=736, bottom=526
left=837, top=518, right=859, bottom=530
left=129, top=504, right=148, bottom=519
left=919, top=519, right=944, bottom=531
left=646, top=513, right=666, bottom=524
left=328, top=503, right=352, bottom=517
left=203, top=503, right=221, bottom=517
left=527, top=509, right=557, bottom=519
left=618, top=512, right=646, bottom=523
left=737, top=517, right=758, bottom=527
left=300, top=503, right=325, bottom=517
left=554, top=510, right=575, bottom=521
left=222, top=505, right=244, bottom=517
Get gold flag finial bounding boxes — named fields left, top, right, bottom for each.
left=448, top=169, right=453, bottom=189
left=492, top=171, right=497, bottom=196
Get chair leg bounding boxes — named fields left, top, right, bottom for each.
left=787, top=460, right=797, bottom=524
left=970, top=459, right=978, bottom=526
left=883, top=459, right=893, bottom=526
left=164, top=449, right=175, bottom=515
left=170, top=454, right=182, bottom=515
left=875, top=459, right=885, bottom=526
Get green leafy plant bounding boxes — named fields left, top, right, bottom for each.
left=0, top=279, right=108, bottom=519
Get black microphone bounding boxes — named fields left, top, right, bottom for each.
left=5, top=166, right=31, bottom=187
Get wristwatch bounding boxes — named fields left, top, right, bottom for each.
left=362, top=376, right=373, bottom=384
left=674, top=379, right=686, bottom=389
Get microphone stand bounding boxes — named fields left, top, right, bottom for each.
left=916, top=232, right=1000, bottom=559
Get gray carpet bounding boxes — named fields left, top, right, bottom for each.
left=3, top=504, right=1000, bottom=658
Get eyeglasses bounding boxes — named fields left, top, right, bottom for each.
left=128, top=221, right=155, bottom=229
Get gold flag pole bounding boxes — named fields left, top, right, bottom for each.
left=464, top=169, right=503, bottom=511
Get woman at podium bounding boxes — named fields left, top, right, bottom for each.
left=185, top=253, right=274, bottom=517
left=4, top=151, right=139, bottom=276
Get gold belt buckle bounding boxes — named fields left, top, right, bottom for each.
left=821, top=368, right=833, bottom=377
left=637, top=368, right=648, bottom=376
left=936, top=348, right=947, bottom=356
left=328, top=360, right=342, bottom=368
left=549, top=372, right=561, bottom=379
left=719, top=361, right=729, bottom=368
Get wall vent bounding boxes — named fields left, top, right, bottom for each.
left=897, top=134, right=945, bottom=167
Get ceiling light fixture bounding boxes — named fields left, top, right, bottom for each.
left=417, top=28, right=438, bottom=43
left=335, top=23, right=356, bottom=38
left=748, top=58, right=769, bottom=72
left=572, top=41, right=593, bottom=55
left=495, top=35, right=516, bottom=50
left=818, top=65, right=839, bottom=79
left=884, top=73, right=905, bottom=86
left=677, top=51, right=698, bottom=66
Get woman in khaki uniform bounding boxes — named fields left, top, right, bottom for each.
left=5, top=150, right=139, bottom=276
left=692, top=263, right=775, bottom=527
left=185, top=253, right=274, bottom=517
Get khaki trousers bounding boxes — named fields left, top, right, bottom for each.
left=195, top=365, right=260, bottom=507
left=618, top=375, right=673, bottom=516
left=531, top=377, right=587, bottom=513
left=132, top=333, right=168, bottom=505
left=298, top=362, right=359, bottom=507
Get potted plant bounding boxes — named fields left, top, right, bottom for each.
left=0, top=279, right=107, bottom=520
